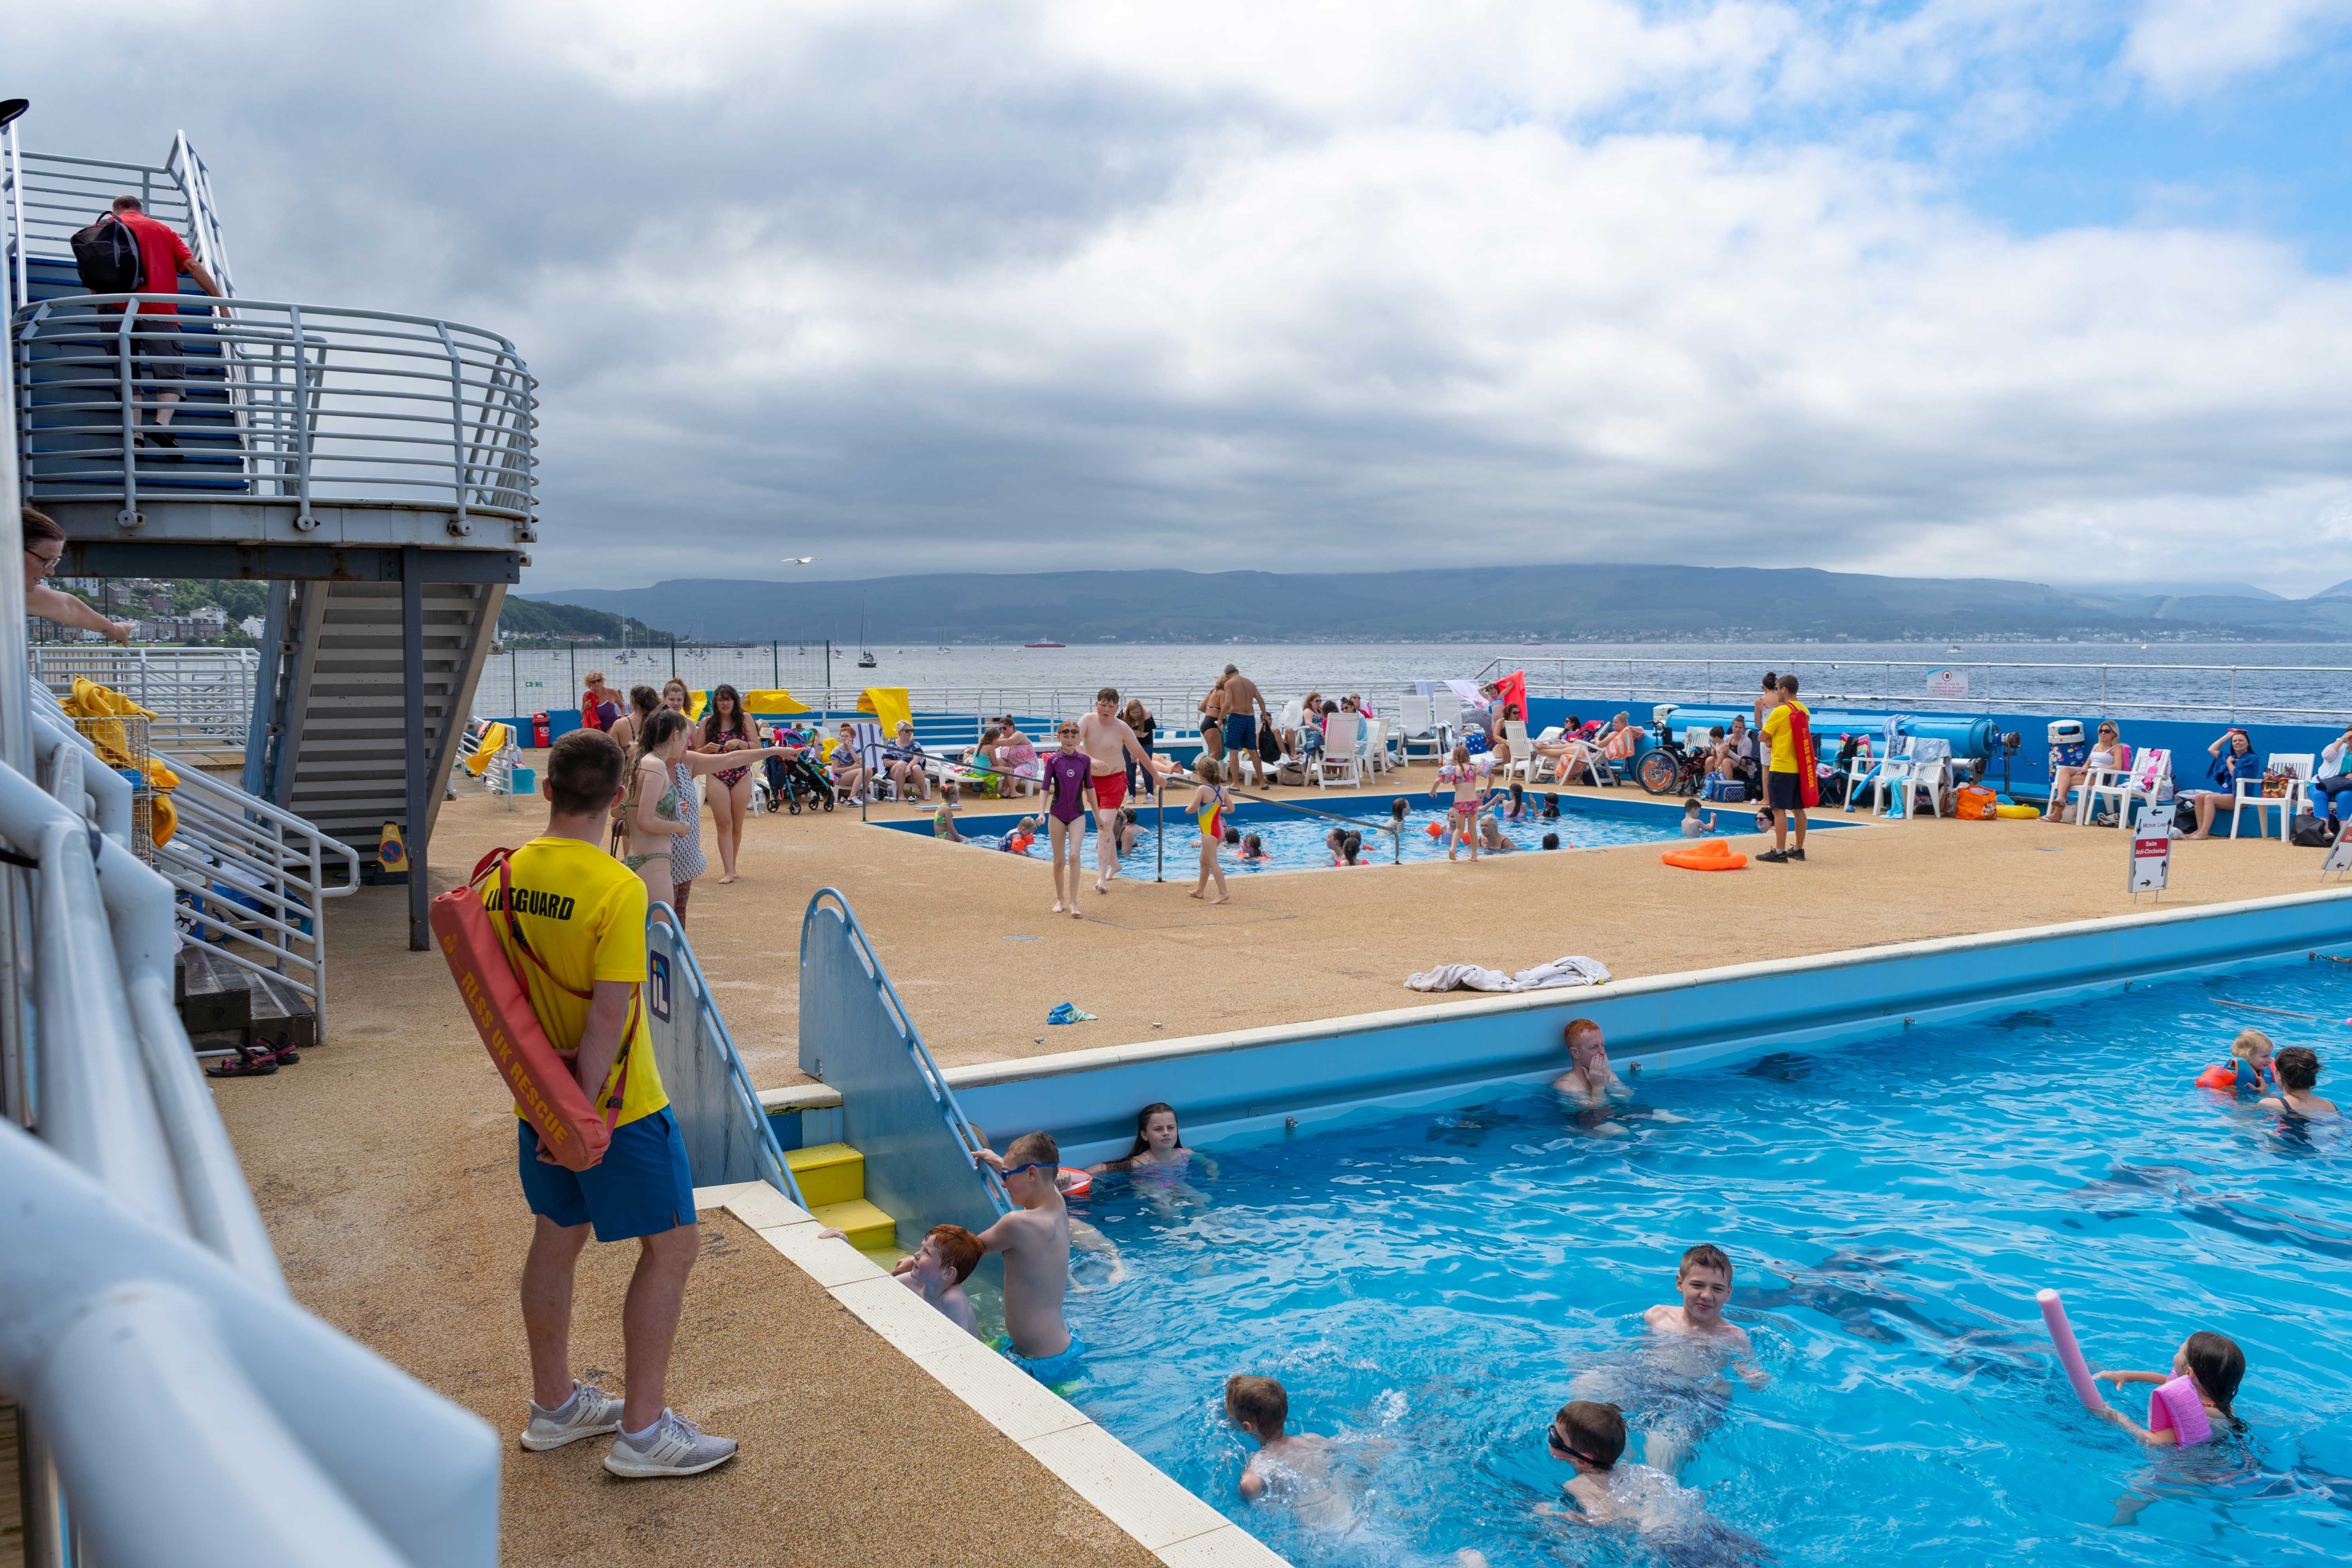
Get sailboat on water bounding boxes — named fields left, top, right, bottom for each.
left=857, top=594, right=878, bottom=670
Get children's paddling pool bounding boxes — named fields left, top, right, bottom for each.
left=873, top=793, right=1846, bottom=870
left=1043, top=961, right=2352, bottom=1567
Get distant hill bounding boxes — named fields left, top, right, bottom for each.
left=497, top=597, right=677, bottom=644
left=524, top=565, right=2352, bottom=645
left=2055, top=580, right=2283, bottom=601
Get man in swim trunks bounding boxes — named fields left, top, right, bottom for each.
left=1218, top=664, right=1276, bottom=790
left=1077, top=687, right=1154, bottom=894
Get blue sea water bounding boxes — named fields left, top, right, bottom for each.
left=1044, top=961, right=2352, bottom=1567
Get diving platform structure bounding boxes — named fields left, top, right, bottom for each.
left=5, top=128, right=534, bottom=944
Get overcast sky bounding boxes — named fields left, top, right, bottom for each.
left=18, top=2, right=2352, bottom=593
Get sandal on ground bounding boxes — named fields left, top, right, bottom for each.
left=206, top=1045, right=280, bottom=1078
left=260, top=1037, right=302, bottom=1066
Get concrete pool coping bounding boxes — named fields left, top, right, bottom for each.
left=695, top=1178, right=1290, bottom=1568
left=767, top=881, right=2352, bottom=1163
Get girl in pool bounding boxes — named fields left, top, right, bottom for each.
left=1188, top=758, right=1230, bottom=903
left=1239, top=832, right=1272, bottom=863
left=1039, top=722, right=1094, bottom=917
left=1113, top=807, right=1142, bottom=855
left=2093, top=1330, right=2247, bottom=1446
left=1087, top=1103, right=1220, bottom=1181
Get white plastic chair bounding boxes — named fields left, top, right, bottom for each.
left=1396, top=694, right=1443, bottom=762
left=1502, top=719, right=1534, bottom=783
left=1317, top=712, right=1363, bottom=790
left=2231, top=753, right=2311, bottom=839
left=2056, top=744, right=2134, bottom=826
left=1528, top=726, right=1564, bottom=784
left=2085, top=748, right=2171, bottom=831
left=1365, top=716, right=1393, bottom=775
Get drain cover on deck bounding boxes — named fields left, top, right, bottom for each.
left=1004, top=934, right=1040, bottom=941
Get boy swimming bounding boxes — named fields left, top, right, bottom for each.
left=2258, top=1046, right=2337, bottom=1118
left=973, top=1132, right=1081, bottom=1384
left=890, top=1223, right=982, bottom=1335
left=1626, top=1243, right=1768, bottom=1474
left=1527, top=1400, right=1768, bottom=1563
left=1681, top=800, right=1717, bottom=837
left=1226, top=1375, right=1357, bottom=1530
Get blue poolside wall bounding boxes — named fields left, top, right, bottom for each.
left=934, top=889, right=2352, bottom=1166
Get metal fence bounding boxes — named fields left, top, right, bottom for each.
left=29, top=644, right=257, bottom=748
left=477, top=641, right=836, bottom=716
left=2, top=131, right=235, bottom=316
left=13, top=292, right=536, bottom=532
left=1476, top=655, right=2352, bottom=725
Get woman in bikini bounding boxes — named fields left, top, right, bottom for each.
left=694, top=683, right=761, bottom=884
left=604, top=684, right=659, bottom=852
left=627, top=707, right=799, bottom=923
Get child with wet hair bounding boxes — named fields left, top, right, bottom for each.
left=2197, top=1028, right=2275, bottom=1096
left=2259, top=1046, right=2337, bottom=1118
left=1239, top=832, right=1272, bottom=863
left=1528, top=1398, right=1763, bottom=1554
left=890, top=1224, right=982, bottom=1335
left=2093, top=1330, right=2248, bottom=1445
left=1542, top=832, right=1561, bottom=850
left=1227, top=1374, right=1346, bottom=1523
left=1541, top=791, right=1561, bottom=820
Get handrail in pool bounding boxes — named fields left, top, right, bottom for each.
left=802, top=887, right=1011, bottom=1216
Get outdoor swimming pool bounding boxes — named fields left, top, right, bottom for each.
left=1038, top=960, right=2352, bottom=1567
left=878, top=794, right=1827, bottom=870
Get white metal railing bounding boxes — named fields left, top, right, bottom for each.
left=30, top=644, right=258, bottom=747
left=31, top=670, right=361, bottom=1043
left=14, top=292, right=536, bottom=532
left=2, top=132, right=233, bottom=316
left=1474, top=654, right=2352, bottom=725
left=7, top=682, right=496, bottom=1566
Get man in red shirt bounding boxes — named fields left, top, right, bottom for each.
left=101, top=194, right=227, bottom=450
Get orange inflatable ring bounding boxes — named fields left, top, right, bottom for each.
left=1662, top=838, right=1747, bottom=871
left=1055, top=1167, right=1093, bottom=1196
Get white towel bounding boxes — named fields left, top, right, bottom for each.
left=1405, top=955, right=1612, bottom=993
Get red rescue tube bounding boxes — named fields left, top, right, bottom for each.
left=1056, top=1167, right=1093, bottom=1196
left=430, top=853, right=613, bottom=1172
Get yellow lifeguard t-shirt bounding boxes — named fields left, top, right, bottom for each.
left=483, top=835, right=668, bottom=1129
left=1761, top=701, right=1810, bottom=773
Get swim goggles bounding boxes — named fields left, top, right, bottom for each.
left=1546, top=1422, right=1607, bottom=1468
left=995, top=1161, right=1052, bottom=1179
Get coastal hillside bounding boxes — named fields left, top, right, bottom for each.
left=527, top=566, right=2352, bottom=645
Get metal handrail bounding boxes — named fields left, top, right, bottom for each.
left=14, top=292, right=537, bottom=530
left=31, top=646, right=259, bottom=748
left=802, top=886, right=1011, bottom=1216
left=647, top=901, right=808, bottom=1209
left=0, top=696, right=500, bottom=1565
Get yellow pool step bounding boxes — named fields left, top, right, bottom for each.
left=785, top=1142, right=898, bottom=1252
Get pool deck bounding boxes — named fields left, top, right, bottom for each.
left=213, top=757, right=2343, bottom=1566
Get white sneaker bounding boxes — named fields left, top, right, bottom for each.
left=519, top=1382, right=623, bottom=1451
left=603, top=1408, right=739, bottom=1478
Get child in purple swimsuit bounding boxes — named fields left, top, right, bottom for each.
left=1042, top=724, right=1096, bottom=918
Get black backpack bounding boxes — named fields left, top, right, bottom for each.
left=70, top=212, right=144, bottom=295
left=2290, top=812, right=2334, bottom=848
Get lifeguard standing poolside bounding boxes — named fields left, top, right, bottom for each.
left=1078, top=687, right=1154, bottom=895
left=1756, top=674, right=1815, bottom=864
left=497, top=729, right=738, bottom=1479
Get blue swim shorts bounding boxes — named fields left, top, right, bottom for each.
left=518, top=1105, right=697, bottom=1243
left=996, top=1332, right=1089, bottom=1390
left=1222, top=715, right=1257, bottom=752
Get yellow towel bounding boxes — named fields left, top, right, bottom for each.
left=62, top=677, right=157, bottom=769
left=857, top=686, right=911, bottom=736
left=742, top=688, right=811, bottom=715
left=149, top=793, right=176, bottom=848
left=462, top=722, right=511, bottom=777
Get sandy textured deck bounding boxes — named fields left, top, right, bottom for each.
left=213, top=760, right=2332, bottom=1565
left=436, top=761, right=2339, bottom=1086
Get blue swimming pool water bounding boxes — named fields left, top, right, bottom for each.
left=893, top=797, right=1765, bottom=869
left=1041, top=962, right=2352, bottom=1567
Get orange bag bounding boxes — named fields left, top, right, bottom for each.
left=1954, top=785, right=1997, bottom=820
left=429, top=849, right=620, bottom=1172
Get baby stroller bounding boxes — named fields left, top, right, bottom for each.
left=759, top=746, right=836, bottom=814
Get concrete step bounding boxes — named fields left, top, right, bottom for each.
left=806, top=1197, right=896, bottom=1252
left=784, top=1142, right=866, bottom=1209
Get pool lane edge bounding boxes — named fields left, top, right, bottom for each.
left=693, top=1179, right=1294, bottom=1568
left=907, top=883, right=2352, bottom=1161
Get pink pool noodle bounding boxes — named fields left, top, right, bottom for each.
left=2037, top=1289, right=2106, bottom=1410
